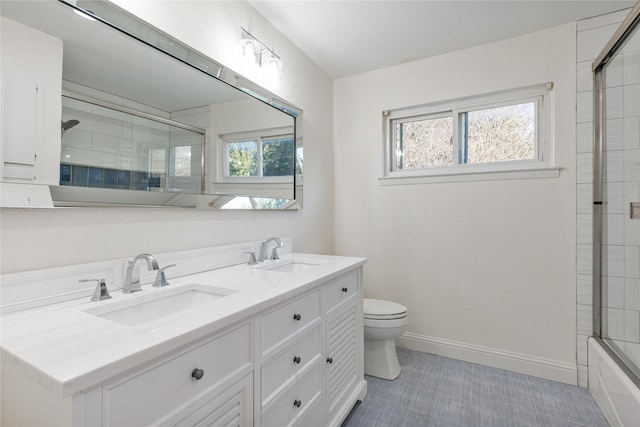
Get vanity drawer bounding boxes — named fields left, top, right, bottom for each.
left=262, top=363, right=323, bottom=427
left=261, top=290, right=321, bottom=356
left=325, top=270, right=359, bottom=314
left=103, top=322, right=252, bottom=427
left=261, top=327, right=322, bottom=408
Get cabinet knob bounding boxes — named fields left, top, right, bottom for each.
left=342, top=287, right=348, bottom=293
left=191, top=368, right=204, bottom=380
left=327, top=357, right=333, bottom=364
left=293, top=313, right=302, bottom=321
left=293, top=399, right=302, bottom=408
left=293, top=356, right=301, bottom=364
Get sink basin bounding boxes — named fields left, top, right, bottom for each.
left=257, top=259, right=320, bottom=273
left=85, top=284, right=236, bottom=327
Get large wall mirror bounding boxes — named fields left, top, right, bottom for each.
left=1, top=0, right=303, bottom=209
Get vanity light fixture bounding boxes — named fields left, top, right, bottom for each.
left=240, top=28, right=282, bottom=86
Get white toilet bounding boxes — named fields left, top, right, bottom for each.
left=363, top=298, right=409, bottom=380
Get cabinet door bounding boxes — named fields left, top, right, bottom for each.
left=1, top=67, right=41, bottom=181
left=161, top=373, right=253, bottom=427
left=325, top=302, right=358, bottom=421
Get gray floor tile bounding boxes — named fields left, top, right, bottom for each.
left=407, top=383, right=471, bottom=425
left=343, top=396, right=406, bottom=427
left=527, top=375, right=586, bottom=393
left=401, top=409, right=467, bottom=427
left=470, top=396, right=542, bottom=427
left=538, top=415, right=590, bottom=427
left=530, top=385, right=609, bottom=426
left=472, top=372, right=537, bottom=412
left=342, top=349, right=610, bottom=427
left=366, top=373, right=416, bottom=406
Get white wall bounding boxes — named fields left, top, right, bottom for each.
left=0, top=1, right=334, bottom=273
left=334, top=23, right=578, bottom=376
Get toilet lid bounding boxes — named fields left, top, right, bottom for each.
left=363, top=298, right=407, bottom=319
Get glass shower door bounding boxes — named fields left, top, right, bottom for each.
left=595, top=11, right=640, bottom=385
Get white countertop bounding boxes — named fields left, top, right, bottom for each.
left=0, top=253, right=366, bottom=397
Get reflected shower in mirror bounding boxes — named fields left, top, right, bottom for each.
left=0, top=0, right=302, bottom=209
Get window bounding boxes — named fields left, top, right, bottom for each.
left=223, top=130, right=294, bottom=180
left=384, top=83, right=555, bottom=182
left=172, top=146, right=192, bottom=177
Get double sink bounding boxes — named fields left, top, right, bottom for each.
left=84, top=259, right=321, bottom=330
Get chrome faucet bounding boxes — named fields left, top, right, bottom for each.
left=123, top=253, right=159, bottom=293
left=258, top=237, right=284, bottom=262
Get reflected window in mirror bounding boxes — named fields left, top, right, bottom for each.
left=219, top=196, right=295, bottom=209
left=222, top=129, right=294, bottom=181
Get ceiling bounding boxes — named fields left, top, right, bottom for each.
left=249, top=0, right=636, bottom=79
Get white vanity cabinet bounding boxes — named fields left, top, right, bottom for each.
left=324, top=270, right=364, bottom=425
left=1, top=255, right=366, bottom=427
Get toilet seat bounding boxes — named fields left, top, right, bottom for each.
left=364, top=298, right=407, bottom=320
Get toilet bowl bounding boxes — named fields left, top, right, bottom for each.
left=363, top=298, right=408, bottom=380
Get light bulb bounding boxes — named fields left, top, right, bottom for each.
left=242, top=41, right=256, bottom=63
left=265, top=56, right=282, bottom=87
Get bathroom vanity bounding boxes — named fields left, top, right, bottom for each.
left=0, top=242, right=367, bottom=426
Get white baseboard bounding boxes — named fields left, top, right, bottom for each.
left=397, top=331, right=577, bottom=385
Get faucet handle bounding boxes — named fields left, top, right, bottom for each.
left=270, top=247, right=280, bottom=261
left=80, top=278, right=112, bottom=302
left=153, top=264, right=175, bottom=287
left=245, top=251, right=258, bottom=265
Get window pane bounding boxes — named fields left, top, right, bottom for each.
left=173, top=146, right=192, bottom=177
left=395, top=117, right=453, bottom=169
left=227, top=140, right=258, bottom=177
left=263, top=137, right=294, bottom=176
left=150, top=148, right=166, bottom=175
left=462, top=102, right=535, bottom=164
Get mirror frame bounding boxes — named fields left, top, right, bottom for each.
left=58, top=0, right=303, bottom=209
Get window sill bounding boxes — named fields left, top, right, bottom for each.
left=378, top=167, right=563, bottom=185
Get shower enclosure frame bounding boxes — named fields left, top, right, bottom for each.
left=61, top=90, right=207, bottom=193
left=592, top=1, right=640, bottom=389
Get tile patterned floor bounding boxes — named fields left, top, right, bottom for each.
left=342, top=348, right=609, bottom=427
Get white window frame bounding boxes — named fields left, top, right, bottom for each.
left=381, top=83, right=560, bottom=184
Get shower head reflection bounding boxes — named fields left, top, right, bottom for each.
left=61, top=119, right=80, bottom=136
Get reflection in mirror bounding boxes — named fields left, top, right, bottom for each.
left=0, top=0, right=302, bottom=209
left=60, top=91, right=205, bottom=194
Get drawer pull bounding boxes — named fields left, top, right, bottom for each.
left=293, top=313, right=302, bottom=321
left=342, top=287, right=348, bottom=293
left=191, top=368, right=205, bottom=380
left=293, top=356, right=301, bottom=364
left=327, top=357, right=333, bottom=364
left=293, top=399, right=302, bottom=408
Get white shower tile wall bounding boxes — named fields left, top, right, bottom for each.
left=170, top=106, right=211, bottom=192
left=60, top=83, right=209, bottom=193
left=575, top=8, right=631, bottom=388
